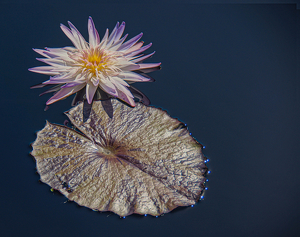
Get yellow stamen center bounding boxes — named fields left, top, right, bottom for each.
left=80, top=48, right=113, bottom=76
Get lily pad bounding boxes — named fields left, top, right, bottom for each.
left=31, top=100, right=207, bottom=216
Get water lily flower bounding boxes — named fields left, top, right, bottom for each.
left=29, top=17, right=161, bottom=107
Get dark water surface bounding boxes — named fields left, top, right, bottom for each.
left=1, top=1, right=299, bottom=237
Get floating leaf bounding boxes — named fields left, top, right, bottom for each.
left=31, top=100, right=207, bottom=216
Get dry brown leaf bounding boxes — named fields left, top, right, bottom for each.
left=31, top=99, right=207, bottom=216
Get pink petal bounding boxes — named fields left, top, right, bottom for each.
left=118, top=33, right=143, bottom=51
left=124, top=43, right=152, bottom=57
left=99, top=28, right=109, bottom=48
left=137, top=62, right=162, bottom=70
left=68, top=21, right=88, bottom=50
left=99, top=77, right=118, bottom=97
left=28, top=66, right=59, bottom=75
left=110, top=76, right=129, bottom=87
left=61, top=46, right=77, bottom=52
left=43, top=79, right=72, bottom=84
left=43, top=47, right=73, bottom=58
left=43, top=71, right=81, bottom=84
left=118, top=64, right=140, bottom=71
left=49, top=66, right=74, bottom=73
left=60, top=24, right=81, bottom=49
left=114, top=58, right=136, bottom=68
left=48, top=68, right=78, bottom=81
left=106, top=22, right=119, bottom=47
left=42, top=51, right=64, bottom=59
left=91, top=77, right=99, bottom=86
left=114, top=22, right=125, bottom=42
left=122, top=41, right=143, bottom=54
left=117, top=72, right=151, bottom=82
left=46, top=84, right=85, bottom=105
left=137, top=67, right=161, bottom=73
left=36, top=58, right=66, bottom=67
left=114, top=83, right=135, bottom=107
left=61, top=81, right=84, bottom=88
left=48, top=74, right=85, bottom=85
left=32, top=48, right=50, bottom=58
left=120, top=62, right=161, bottom=71
left=39, top=85, right=61, bottom=96
left=46, top=47, right=74, bottom=53
left=86, top=83, right=98, bottom=104
left=113, top=81, right=134, bottom=99
left=88, top=16, right=100, bottom=47
left=109, top=34, right=128, bottom=51
left=130, top=51, right=155, bottom=63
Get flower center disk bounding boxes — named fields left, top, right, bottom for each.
left=80, top=48, right=111, bottom=76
